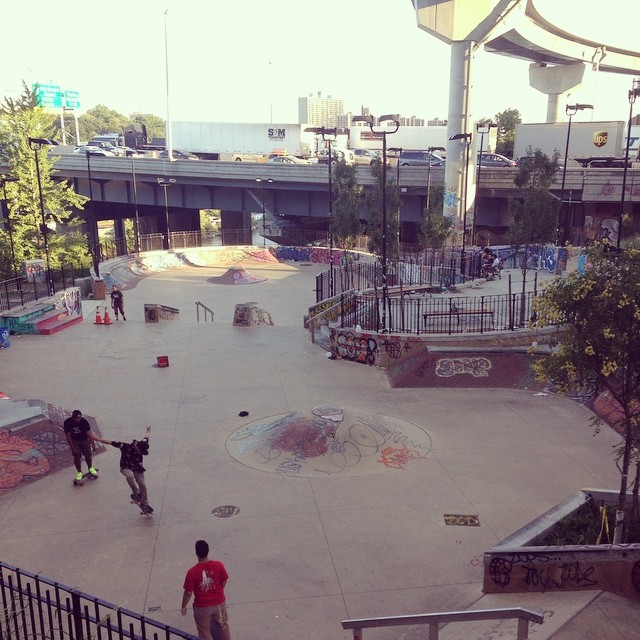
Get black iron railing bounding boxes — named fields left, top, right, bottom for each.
left=0, top=562, right=197, bottom=640
left=0, top=264, right=90, bottom=312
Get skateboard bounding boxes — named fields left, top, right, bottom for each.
left=130, top=493, right=153, bottom=516
left=73, top=470, right=98, bottom=486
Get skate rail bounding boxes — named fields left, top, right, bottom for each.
left=342, top=607, right=544, bottom=640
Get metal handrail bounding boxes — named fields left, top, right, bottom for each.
left=195, top=301, right=214, bottom=322
left=342, top=607, right=544, bottom=640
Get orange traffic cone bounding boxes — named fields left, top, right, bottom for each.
left=95, top=307, right=103, bottom=324
left=103, top=307, right=112, bottom=325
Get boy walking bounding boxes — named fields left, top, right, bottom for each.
left=181, top=540, right=231, bottom=640
left=110, top=285, right=126, bottom=320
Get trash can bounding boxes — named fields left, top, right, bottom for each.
left=93, top=278, right=106, bottom=300
left=0, top=327, right=10, bottom=348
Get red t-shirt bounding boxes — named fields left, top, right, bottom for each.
left=183, top=560, right=229, bottom=607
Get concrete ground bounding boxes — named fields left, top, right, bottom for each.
left=0, top=259, right=637, bottom=640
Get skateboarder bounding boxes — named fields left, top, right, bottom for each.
left=91, top=426, right=152, bottom=512
left=110, top=285, right=126, bottom=320
left=64, top=410, right=98, bottom=483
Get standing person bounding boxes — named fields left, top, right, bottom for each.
left=110, top=285, right=126, bottom=320
left=91, top=426, right=152, bottom=512
left=181, top=540, right=231, bottom=640
left=64, top=409, right=98, bottom=482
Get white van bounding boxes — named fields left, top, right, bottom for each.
left=353, top=149, right=380, bottom=166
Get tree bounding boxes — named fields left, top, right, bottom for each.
left=130, top=113, right=165, bottom=143
left=78, top=105, right=131, bottom=142
left=508, top=149, right=560, bottom=324
left=365, top=159, right=400, bottom=259
left=494, top=108, right=521, bottom=158
left=419, top=183, right=454, bottom=248
left=0, top=83, right=88, bottom=278
left=531, top=244, right=640, bottom=542
left=331, top=158, right=362, bottom=249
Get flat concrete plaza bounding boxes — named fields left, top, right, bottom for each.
left=0, top=259, right=634, bottom=640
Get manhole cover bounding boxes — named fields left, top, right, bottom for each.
left=226, top=406, right=432, bottom=478
left=211, top=505, right=240, bottom=518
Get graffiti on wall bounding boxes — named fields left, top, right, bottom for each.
left=334, top=330, right=378, bottom=365
left=435, top=357, right=492, bottom=378
left=227, top=406, right=431, bottom=478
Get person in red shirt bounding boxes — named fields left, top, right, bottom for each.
left=181, top=540, right=230, bottom=640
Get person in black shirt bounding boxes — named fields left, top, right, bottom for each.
left=110, top=285, right=126, bottom=320
left=92, top=426, right=152, bottom=511
left=63, top=409, right=98, bottom=482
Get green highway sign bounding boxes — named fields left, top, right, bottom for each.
left=64, top=90, right=80, bottom=109
left=33, top=83, right=63, bottom=108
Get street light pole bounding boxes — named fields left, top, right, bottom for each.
left=560, top=103, right=593, bottom=245
left=305, top=126, right=338, bottom=296
left=130, top=153, right=141, bottom=253
left=474, top=123, right=497, bottom=246
left=84, top=151, right=101, bottom=277
left=618, top=78, right=640, bottom=249
left=389, top=147, right=403, bottom=256
left=28, top=137, right=58, bottom=295
left=352, top=115, right=400, bottom=332
left=157, top=177, right=176, bottom=249
left=0, top=174, right=19, bottom=278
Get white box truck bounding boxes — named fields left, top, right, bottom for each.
left=171, top=122, right=315, bottom=161
left=348, top=125, right=448, bottom=153
left=513, top=121, right=627, bottom=162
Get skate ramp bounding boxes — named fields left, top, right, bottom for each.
left=208, top=266, right=267, bottom=285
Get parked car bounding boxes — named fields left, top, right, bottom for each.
left=478, top=153, right=516, bottom=168
left=266, top=155, right=312, bottom=164
left=353, top=149, right=380, bottom=166
left=87, top=140, right=125, bottom=156
left=399, top=150, right=445, bottom=166
left=73, top=145, right=115, bottom=157
left=317, top=149, right=354, bottom=165
left=159, top=149, right=199, bottom=160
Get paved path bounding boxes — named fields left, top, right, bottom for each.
left=0, top=260, right=636, bottom=639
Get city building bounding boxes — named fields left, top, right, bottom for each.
left=298, top=92, right=344, bottom=127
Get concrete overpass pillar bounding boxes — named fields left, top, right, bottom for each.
left=444, top=40, right=476, bottom=244
left=221, top=210, right=252, bottom=245
left=529, top=62, right=586, bottom=123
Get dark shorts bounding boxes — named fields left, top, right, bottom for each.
left=72, top=440, right=92, bottom=458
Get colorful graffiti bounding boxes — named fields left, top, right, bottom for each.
left=226, top=406, right=432, bottom=478
left=334, top=331, right=378, bottom=365
left=0, top=431, right=51, bottom=489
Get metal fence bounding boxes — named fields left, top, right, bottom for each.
left=348, top=290, right=538, bottom=335
left=0, top=264, right=90, bottom=312
left=0, top=561, right=197, bottom=640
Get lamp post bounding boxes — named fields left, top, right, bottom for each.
left=163, top=8, right=173, bottom=160
left=130, top=153, right=141, bottom=253
left=449, top=133, right=472, bottom=255
left=0, top=174, right=19, bottom=278
left=84, top=151, right=101, bottom=277
left=352, top=114, right=400, bottom=332
left=305, top=126, right=338, bottom=296
left=28, top=137, right=59, bottom=295
left=474, top=123, right=497, bottom=246
left=255, top=178, right=274, bottom=247
left=618, top=78, right=640, bottom=249
left=388, top=147, right=403, bottom=256
left=425, top=146, right=445, bottom=212
left=560, top=103, right=593, bottom=245
left=157, top=177, right=176, bottom=249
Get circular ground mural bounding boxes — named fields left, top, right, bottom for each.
left=226, top=406, right=432, bottom=478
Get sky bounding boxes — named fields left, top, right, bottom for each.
left=1, top=0, right=637, bottom=128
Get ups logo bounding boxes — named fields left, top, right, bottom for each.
left=593, top=131, right=608, bottom=147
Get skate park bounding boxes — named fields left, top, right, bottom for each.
left=1, top=244, right=639, bottom=640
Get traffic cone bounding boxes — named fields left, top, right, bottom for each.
left=103, top=307, right=112, bottom=325
left=94, top=307, right=103, bottom=324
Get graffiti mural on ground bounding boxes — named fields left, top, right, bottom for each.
left=226, top=406, right=431, bottom=478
